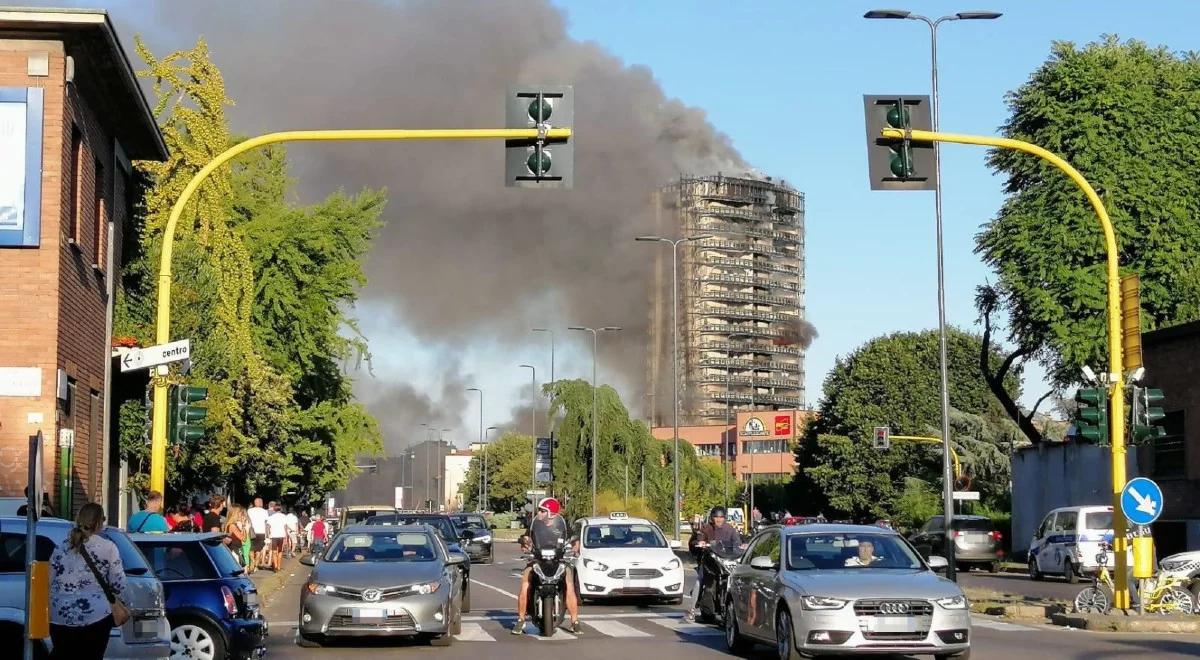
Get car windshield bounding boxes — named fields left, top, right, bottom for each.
left=366, top=514, right=457, bottom=540
left=787, top=533, right=924, bottom=570
left=324, top=532, right=438, bottom=562
left=452, top=515, right=488, bottom=531
left=345, top=509, right=387, bottom=525
left=101, top=529, right=152, bottom=575
left=583, top=523, right=667, bottom=548
left=136, top=540, right=217, bottom=580
left=953, top=518, right=993, bottom=532
left=1083, top=511, right=1113, bottom=531
left=204, top=537, right=245, bottom=576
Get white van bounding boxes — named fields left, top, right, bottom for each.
left=1028, top=505, right=1117, bottom=582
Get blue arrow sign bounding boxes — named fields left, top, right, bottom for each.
left=1121, top=477, right=1163, bottom=526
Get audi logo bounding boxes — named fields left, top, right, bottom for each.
left=361, top=588, right=382, bottom=603
left=878, top=602, right=911, bottom=615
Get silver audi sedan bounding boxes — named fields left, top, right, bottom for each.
left=297, top=525, right=465, bottom=647
left=724, top=524, right=970, bottom=660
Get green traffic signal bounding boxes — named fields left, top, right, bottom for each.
left=886, top=103, right=913, bottom=178
left=169, top=383, right=208, bottom=443
left=527, top=98, right=552, bottom=123
left=526, top=150, right=552, bottom=176
left=1131, top=387, right=1166, bottom=443
left=1074, top=387, right=1108, bottom=444
left=886, top=103, right=910, bottom=129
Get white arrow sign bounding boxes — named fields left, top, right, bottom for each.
left=119, top=339, right=191, bottom=373
left=1128, top=487, right=1158, bottom=517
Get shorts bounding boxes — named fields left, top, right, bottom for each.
left=252, top=534, right=266, bottom=551
left=270, top=537, right=285, bottom=551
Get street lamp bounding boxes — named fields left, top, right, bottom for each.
left=420, top=423, right=434, bottom=511
left=467, top=388, right=484, bottom=511
left=726, top=332, right=756, bottom=513
left=532, top=328, right=556, bottom=389
left=864, top=7, right=1001, bottom=583
left=636, top=234, right=711, bottom=542
left=407, top=450, right=415, bottom=510
left=568, top=325, right=622, bottom=516
left=485, top=426, right=499, bottom=509
left=519, top=364, right=538, bottom=491
left=437, top=427, right=451, bottom=512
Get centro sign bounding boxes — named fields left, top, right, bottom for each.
left=742, top=417, right=768, bottom=437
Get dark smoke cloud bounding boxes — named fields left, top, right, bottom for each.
left=352, top=355, right=470, bottom=456
left=105, top=0, right=752, bottom=444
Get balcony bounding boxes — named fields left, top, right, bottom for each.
left=698, top=357, right=798, bottom=371
left=698, top=340, right=802, bottom=356
left=696, top=289, right=797, bottom=306
left=698, top=375, right=802, bottom=389
left=706, top=393, right=803, bottom=408
left=697, top=307, right=793, bottom=323
left=689, top=223, right=802, bottom=244
left=694, top=239, right=795, bottom=259
left=696, top=274, right=800, bottom=292
left=696, top=324, right=780, bottom=339
left=700, top=257, right=800, bottom=275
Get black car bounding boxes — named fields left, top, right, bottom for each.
left=132, top=532, right=267, bottom=660
left=449, top=513, right=494, bottom=563
left=909, top=514, right=1003, bottom=572
left=364, top=512, right=474, bottom=611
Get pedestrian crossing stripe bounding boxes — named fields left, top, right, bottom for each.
left=455, top=622, right=494, bottom=641
left=970, top=617, right=1035, bottom=631
left=648, top=618, right=726, bottom=637
left=583, top=619, right=653, bottom=638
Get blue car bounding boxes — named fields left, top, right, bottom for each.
left=132, top=533, right=266, bottom=660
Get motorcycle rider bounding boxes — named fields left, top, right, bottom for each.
left=686, top=506, right=744, bottom=621
left=513, top=497, right=582, bottom=635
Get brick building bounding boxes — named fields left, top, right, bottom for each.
left=0, top=8, right=166, bottom=514
left=652, top=409, right=816, bottom=483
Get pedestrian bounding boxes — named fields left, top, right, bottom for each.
left=266, top=503, right=288, bottom=572
left=16, top=485, right=56, bottom=517
left=49, top=503, right=128, bottom=659
left=247, top=497, right=268, bottom=568
left=127, top=491, right=169, bottom=533
left=284, top=507, right=300, bottom=558
left=224, top=505, right=250, bottom=567
left=297, top=509, right=310, bottom=551
left=189, top=500, right=204, bottom=531
left=307, top=514, right=328, bottom=556
left=167, top=503, right=197, bottom=532
left=202, top=494, right=226, bottom=533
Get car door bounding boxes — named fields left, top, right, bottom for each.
left=1033, top=512, right=1058, bottom=573
left=729, top=532, right=767, bottom=634
left=746, top=531, right=782, bottom=640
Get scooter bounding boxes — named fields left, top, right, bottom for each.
left=696, top=542, right=744, bottom=624
left=526, top=540, right=571, bottom=636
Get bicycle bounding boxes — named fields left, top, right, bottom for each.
left=1075, top=543, right=1196, bottom=615
left=1074, top=546, right=1115, bottom=614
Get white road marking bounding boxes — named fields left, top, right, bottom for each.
left=461, top=611, right=684, bottom=622
left=470, top=577, right=520, bottom=599
left=268, top=621, right=297, bottom=628
left=971, top=617, right=1035, bottom=631
left=649, top=617, right=725, bottom=636
left=585, top=619, right=653, bottom=637
left=455, top=622, right=496, bottom=641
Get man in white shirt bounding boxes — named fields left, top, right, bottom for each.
left=266, top=503, right=289, bottom=572
left=284, top=509, right=300, bottom=558
left=844, top=540, right=881, bottom=567
left=247, top=497, right=269, bottom=571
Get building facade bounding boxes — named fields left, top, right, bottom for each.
left=649, top=175, right=807, bottom=426
left=651, top=409, right=815, bottom=484
left=0, top=8, right=165, bottom=513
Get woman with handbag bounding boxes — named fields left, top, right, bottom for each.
left=224, top=505, right=250, bottom=568
left=49, top=502, right=129, bottom=659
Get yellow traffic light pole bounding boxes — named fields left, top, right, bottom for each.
left=889, top=435, right=961, bottom=479
left=149, top=127, right=572, bottom=495
left=882, top=126, right=1130, bottom=610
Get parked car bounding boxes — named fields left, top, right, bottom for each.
left=338, top=505, right=397, bottom=529
left=298, top=525, right=465, bottom=646
left=910, top=515, right=1003, bottom=573
left=1027, top=505, right=1117, bottom=583
left=0, top=497, right=24, bottom=517
left=725, top=523, right=970, bottom=660
left=572, top=512, right=685, bottom=603
left=449, top=513, right=493, bottom=563
left=131, top=532, right=266, bottom=660
left=0, top=516, right=170, bottom=659
left=364, top=512, right=473, bottom=611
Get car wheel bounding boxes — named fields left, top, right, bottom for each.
left=775, top=607, right=803, bottom=660
left=1063, top=560, right=1078, bottom=584
left=989, top=561, right=1001, bottom=574
left=724, top=599, right=750, bottom=654
left=170, top=619, right=227, bottom=660
left=428, top=605, right=458, bottom=646
left=936, top=649, right=971, bottom=660
left=296, top=630, right=323, bottom=648
left=1028, top=557, right=1044, bottom=581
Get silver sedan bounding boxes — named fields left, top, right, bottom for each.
left=297, top=525, right=465, bottom=647
left=724, top=524, right=971, bottom=659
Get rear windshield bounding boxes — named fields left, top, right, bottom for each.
left=452, top=515, right=488, bottom=531
left=204, top=539, right=245, bottom=576
left=136, top=540, right=216, bottom=580
left=953, top=518, right=993, bottom=532
left=1083, top=511, right=1113, bottom=531
left=101, top=529, right=152, bottom=575
left=345, top=510, right=387, bottom=525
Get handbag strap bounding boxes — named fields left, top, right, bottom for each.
left=78, top=540, right=118, bottom=604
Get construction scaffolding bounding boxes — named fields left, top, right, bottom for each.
left=649, top=175, right=807, bottom=426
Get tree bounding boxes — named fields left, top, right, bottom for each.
left=791, top=329, right=1019, bottom=519
left=977, top=37, right=1200, bottom=401
left=459, top=432, right=535, bottom=513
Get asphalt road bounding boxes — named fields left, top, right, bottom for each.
left=256, top=545, right=1200, bottom=659
left=958, top=570, right=1084, bottom=602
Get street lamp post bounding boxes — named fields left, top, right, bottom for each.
left=519, top=364, right=538, bottom=491
left=467, top=388, right=484, bottom=511
left=727, top=332, right=754, bottom=518
left=568, top=326, right=622, bottom=516
left=636, top=234, right=711, bottom=542
left=420, top=423, right=433, bottom=511
left=407, top=450, right=415, bottom=510
left=864, top=8, right=1001, bottom=582
left=485, top=426, right=499, bottom=509
left=437, top=427, right=451, bottom=511
left=532, top=328, right=556, bottom=388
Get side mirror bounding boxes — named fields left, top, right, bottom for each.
left=490, top=524, right=497, bottom=530
left=927, top=555, right=948, bottom=571
left=300, top=554, right=316, bottom=566
left=669, top=539, right=682, bottom=549
left=749, top=555, right=777, bottom=570
left=445, top=552, right=466, bottom=566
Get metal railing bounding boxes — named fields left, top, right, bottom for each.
left=696, top=274, right=800, bottom=292
left=694, top=239, right=794, bottom=259
left=697, top=340, right=801, bottom=356
left=688, top=223, right=802, bottom=243
left=695, top=289, right=796, bottom=306
left=696, top=324, right=780, bottom=338
left=700, top=257, right=800, bottom=275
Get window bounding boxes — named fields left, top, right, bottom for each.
left=135, top=540, right=216, bottom=581
left=748, top=531, right=780, bottom=565
left=1053, top=511, right=1078, bottom=533
left=695, top=443, right=721, bottom=457
left=68, top=126, right=83, bottom=245
left=1082, top=511, right=1113, bottom=532
left=324, top=532, right=438, bottom=563
left=99, top=529, right=151, bottom=576
left=1, top=87, right=44, bottom=247
left=92, top=157, right=105, bottom=270
left=787, top=533, right=923, bottom=570
left=582, top=523, right=666, bottom=548
left=0, top=533, right=57, bottom=572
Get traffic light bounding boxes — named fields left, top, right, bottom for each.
left=168, top=384, right=208, bottom=443
left=1074, top=388, right=1108, bottom=444
left=506, top=85, right=573, bottom=189
left=863, top=94, right=936, bottom=191
left=1130, top=387, right=1166, bottom=443
left=872, top=426, right=890, bottom=450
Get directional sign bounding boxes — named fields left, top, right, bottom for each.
left=1121, top=477, right=1163, bottom=526
left=119, top=340, right=191, bottom=373
left=952, top=491, right=980, bottom=501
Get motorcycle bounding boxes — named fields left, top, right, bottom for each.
left=696, top=541, right=744, bottom=624
left=525, top=540, right=571, bottom=636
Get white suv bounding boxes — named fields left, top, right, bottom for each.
left=573, top=513, right=685, bottom=603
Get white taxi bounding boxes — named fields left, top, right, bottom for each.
left=573, top=512, right=685, bottom=603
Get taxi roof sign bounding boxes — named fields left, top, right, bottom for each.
left=609, top=511, right=628, bottom=519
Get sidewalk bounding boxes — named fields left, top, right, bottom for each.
left=248, top=553, right=303, bottom=603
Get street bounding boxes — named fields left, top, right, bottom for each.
left=958, top=570, right=1083, bottom=603
left=254, top=547, right=1200, bottom=659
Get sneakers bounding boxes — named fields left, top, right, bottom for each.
left=568, top=620, right=582, bottom=635
left=511, top=621, right=525, bottom=636
left=684, top=609, right=697, bottom=622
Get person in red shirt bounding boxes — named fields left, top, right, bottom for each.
left=308, top=514, right=328, bottom=554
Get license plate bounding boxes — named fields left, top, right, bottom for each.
left=135, top=619, right=159, bottom=637
left=868, top=616, right=921, bottom=633
left=355, top=609, right=385, bottom=622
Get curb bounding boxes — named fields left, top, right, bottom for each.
left=972, top=602, right=1065, bottom=620
left=1050, top=612, right=1200, bottom=633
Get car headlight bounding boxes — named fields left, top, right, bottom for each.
left=406, top=580, right=442, bottom=595
left=305, top=581, right=334, bottom=595
left=473, top=535, right=492, bottom=543
left=582, top=558, right=609, bottom=572
left=662, top=557, right=681, bottom=571
left=800, top=596, right=848, bottom=610
left=936, top=595, right=968, bottom=610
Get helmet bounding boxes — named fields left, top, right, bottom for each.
left=537, top=497, right=561, bottom=516
left=708, top=506, right=727, bottom=521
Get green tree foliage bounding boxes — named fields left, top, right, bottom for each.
left=116, top=39, right=382, bottom=501
left=792, top=329, right=1020, bottom=519
left=977, top=36, right=1200, bottom=389
left=460, top=431, right=535, bottom=512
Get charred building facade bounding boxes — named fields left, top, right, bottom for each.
left=648, top=175, right=807, bottom=427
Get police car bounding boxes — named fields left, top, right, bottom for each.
left=573, top=512, right=685, bottom=603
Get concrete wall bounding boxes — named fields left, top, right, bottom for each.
left=1011, top=443, right=1139, bottom=557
